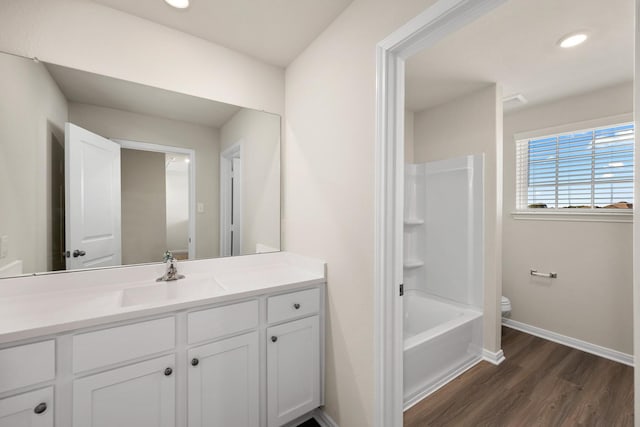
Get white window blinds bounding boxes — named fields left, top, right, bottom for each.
left=516, top=123, right=634, bottom=210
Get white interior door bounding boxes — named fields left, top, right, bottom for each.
left=65, top=123, right=121, bottom=270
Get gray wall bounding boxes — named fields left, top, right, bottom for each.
left=502, top=81, right=634, bottom=354
left=283, top=1, right=452, bottom=424
left=220, top=109, right=281, bottom=254
left=0, top=53, right=68, bottom=274
left=121, top=149, right=166, bottom=264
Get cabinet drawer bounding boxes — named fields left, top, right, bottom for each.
left=73, top=317, right=175, bottom=373
left=0, top=386, right=54, bottom=426
left=267, top=288, right=320, bottom=324
left=188, top=300, right=258, bottom=344
left=0, top=340, right=55, bottom=394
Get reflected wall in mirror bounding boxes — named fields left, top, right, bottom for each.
left=0, top=51, right=281, bottom=278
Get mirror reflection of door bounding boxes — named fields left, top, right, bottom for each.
left=220, top=144, right=242, bottom=257
left=64, top=123, right=194, bottom=270
left=65, top=123, right=122, bottom=270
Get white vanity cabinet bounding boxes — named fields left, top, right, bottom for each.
left=0, top=278, right=324, bottom=427
left=0, top=340, right=56, bottom=427
left=0, top=387, right=53, bottom=427
left=73, top=355, right=176, bottom=427
left=186, top=300, right=260, bottom=427
left=266, top=289, right=322, bottom=427
left=70, top=317, right=177, bottom=427
left=187, top=332, right=259, bottom=427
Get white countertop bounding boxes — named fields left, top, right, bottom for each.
left=0, top=252, right=325, bottom=344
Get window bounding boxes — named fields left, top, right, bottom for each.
left=516, top=122, right=634, bottom=211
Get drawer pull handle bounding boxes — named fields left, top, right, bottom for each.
left=164, top=367, right=173, bottom=376
left=34, top=402, right=47, bottom=415
left=191, top=358, right=199, bottom=366
left=293, top=303, right=301, bottom=310
left=271, top=336, right=278, bottom=343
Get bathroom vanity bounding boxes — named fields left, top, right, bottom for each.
left=0, top=252, right=325, bottom=427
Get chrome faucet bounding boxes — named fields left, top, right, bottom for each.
left=156, top=251, right=185, bottom=282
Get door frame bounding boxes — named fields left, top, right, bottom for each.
left=373, top=0, right=506, bottom=425
left=220, top=142, right=243, bottom=257
left=113, top=139, right=196, bottom=260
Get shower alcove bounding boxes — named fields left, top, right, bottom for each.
left=403, top=154, right=485, bottom=408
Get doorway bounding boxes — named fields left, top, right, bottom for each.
left=220, top=143, right=242, bottom=257
left=115, top=139, right=196, bottom=262
left=374, top=1, right=509, bottom=425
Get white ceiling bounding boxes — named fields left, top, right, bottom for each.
left=87, top=0, right=354, bottom=67
left=46, top=63, right=241, bottom=128
left=405, top=0, right=634, bottom=113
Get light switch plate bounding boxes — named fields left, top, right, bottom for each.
left=197, top=202, right=205, bottom=213
left=0, top=235, right=7, bottom=259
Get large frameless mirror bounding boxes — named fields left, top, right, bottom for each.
left=0, top=52, right=281, bottom=278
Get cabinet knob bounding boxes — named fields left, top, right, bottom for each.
left=271, top=336, right=278, bottom=343
left=164, top=367, right=173, bottom=376
left=191, top=358, right=199, bottom=366
left=34, top=402, right=47, bottom=415
left=293, top=303, right=301, bottom=310
left=72, top=249, right=86, bottom=258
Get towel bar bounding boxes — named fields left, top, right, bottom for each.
left=530, top=269, right=557, bottom=279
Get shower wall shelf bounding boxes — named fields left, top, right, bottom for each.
left=403, top=259, right=425, bottom=269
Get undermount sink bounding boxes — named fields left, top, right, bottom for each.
left=120, top=277, right=226, bottom=307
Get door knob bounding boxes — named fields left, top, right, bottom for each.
left=73, top=249, right=86, bottom=258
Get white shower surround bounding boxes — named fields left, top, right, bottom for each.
left=403, top=154, right=484, bottom=408
left=403, top=291, right=482, bottom=409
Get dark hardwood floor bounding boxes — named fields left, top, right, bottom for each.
left=404, top=327, right=634, bottom=426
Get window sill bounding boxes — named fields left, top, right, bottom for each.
left=511, top=209, right=633, bottom=223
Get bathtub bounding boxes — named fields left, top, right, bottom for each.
left=403, top=290, right=483, bottom=409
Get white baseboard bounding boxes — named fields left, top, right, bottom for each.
left=403, top=356, right=483, bottom=411
left=313, top=408, right=339, bottom=427
left=502, top=318, right=634, bottom=367
left=482, top=348, right=505, bottom=365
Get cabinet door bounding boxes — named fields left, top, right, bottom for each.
left=0, top=387, right=53, bottom=427
left=188, top=332, right=259, bottom=427
left=73, top=354, right=175, bottom=427
left=267, top=316, right=320, bottom=427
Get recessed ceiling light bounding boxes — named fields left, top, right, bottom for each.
left=558, top=33, right=588, bottom=48
left=164, top=0, right=189, bottom=9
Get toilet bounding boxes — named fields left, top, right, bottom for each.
left=501, top=296, right=512, bottom=317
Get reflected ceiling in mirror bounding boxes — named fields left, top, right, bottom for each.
left=0, top=51, right=281, bottom=279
